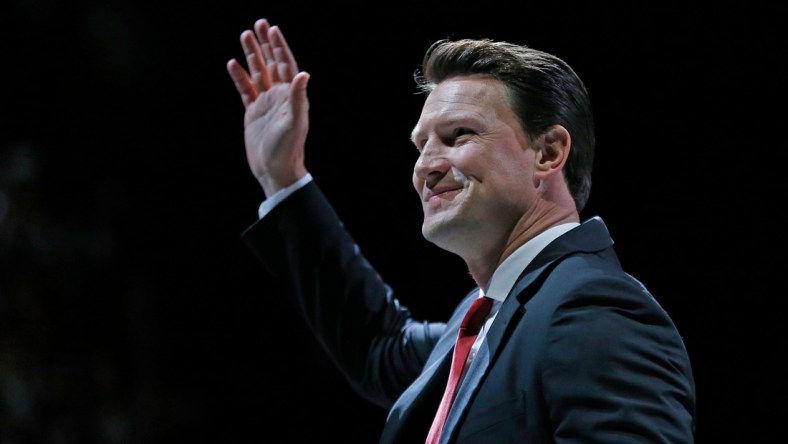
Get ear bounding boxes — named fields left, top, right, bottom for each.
left=533, top=125, right=571, bottom=182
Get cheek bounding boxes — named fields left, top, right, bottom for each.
left=449, top=165, right=469, bottom=182
left=480, top=149, right=533, bottom=188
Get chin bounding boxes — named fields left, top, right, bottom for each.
left=421, top=219, right=440, bottom=242
left=421, top=217, right=459, bottom=250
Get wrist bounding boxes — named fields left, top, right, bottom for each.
left=258, top=166, right=307, bottom=197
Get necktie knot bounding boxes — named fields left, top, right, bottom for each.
left=459, top=296, right=494, bottom=334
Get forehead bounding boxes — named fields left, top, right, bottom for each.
left=427, top=75, right=508, bottom=104
left=414, top=76, right=513, bottom=131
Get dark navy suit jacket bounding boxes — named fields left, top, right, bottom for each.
left=242, top=182, right=696, bottom=443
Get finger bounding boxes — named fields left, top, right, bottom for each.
left=269, top=25, right=299, bottom=80
left=266, top=58, right=279, bottom=84
left=253, top=19, right=279, bottom=84
left=227, top=59, right=257, bottom=108
left=254, top=19, right=274, bottom=61
left=240, top=29, right=271, bottom=91
left=274, top=47, right=290, bottom=83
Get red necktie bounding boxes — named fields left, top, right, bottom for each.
left=426, top=296, right=494, bottom=443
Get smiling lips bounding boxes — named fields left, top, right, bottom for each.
left=425, top=186, right=463, bottom=207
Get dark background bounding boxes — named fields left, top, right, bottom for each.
left=2, top=1, right=786, bottom=442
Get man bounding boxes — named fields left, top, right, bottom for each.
left=227, top=18, right=696, bottom=443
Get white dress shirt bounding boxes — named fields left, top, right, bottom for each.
left=467, top=222, right=579, bottom=370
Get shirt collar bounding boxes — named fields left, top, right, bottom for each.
left=482, top=222, right=580, bottom=302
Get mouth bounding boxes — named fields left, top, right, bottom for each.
left=425, top=186, right=463, bottom=206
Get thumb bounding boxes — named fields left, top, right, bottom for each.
left=289, top=71, right=310, bottom=117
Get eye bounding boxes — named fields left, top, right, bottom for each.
left=446, top=127, right=475, bottom=146
left=454, top=127, right=474, bottom=137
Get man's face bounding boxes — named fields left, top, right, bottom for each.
left=410, top=75, right=539, bottom=256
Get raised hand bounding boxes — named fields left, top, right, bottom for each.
left=227, top=19, right=310, bottom=196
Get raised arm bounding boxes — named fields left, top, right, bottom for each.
left=226, top=19, right=310, bottom=197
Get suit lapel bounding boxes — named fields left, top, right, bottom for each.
left=485, top=216, right=615, bottom=366
left=437, top=271, right=540, bottom=443
left=438, top=217, right=616, bottom=442
left=381, top=295, right=477, bottom=443
left=438, top=332, right=492, bottom=443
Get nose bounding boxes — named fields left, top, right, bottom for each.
left=413, top=142, right=450, bottom=185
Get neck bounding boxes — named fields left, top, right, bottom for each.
left=468, top=199, right=578, bottom=290
left=498, top=199, right=578, bottom=267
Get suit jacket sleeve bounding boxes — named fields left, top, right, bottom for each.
left=241, top=181, right=445, bottom=408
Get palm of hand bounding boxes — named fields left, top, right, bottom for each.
left=227, top=19, right=310, bottom=195
left=244, top=83, right=308, bottom=185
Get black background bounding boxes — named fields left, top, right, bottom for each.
left=2, top=1, right=786, bottom=443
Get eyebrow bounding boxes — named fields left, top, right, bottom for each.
left=409, top=127, right=420, bottom=144
left=410, top=113, right=483, bottom=144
